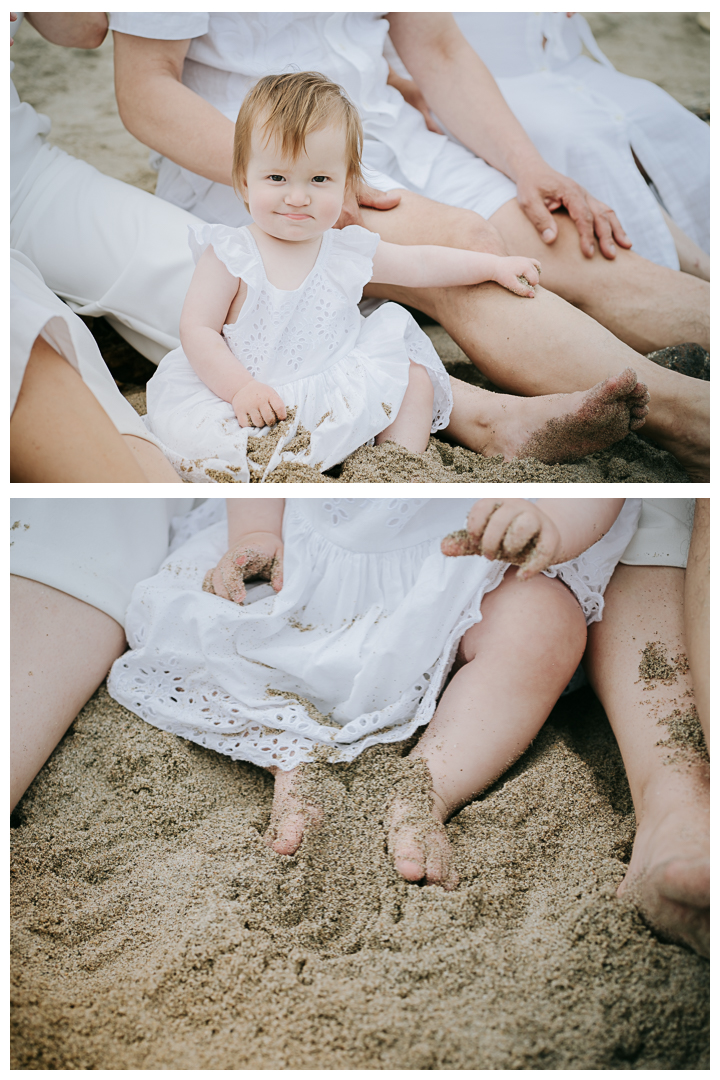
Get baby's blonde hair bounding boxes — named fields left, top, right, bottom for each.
left=233, top=72, right=363, bottom=206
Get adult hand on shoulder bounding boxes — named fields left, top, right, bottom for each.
left=203, top=532, right=284, bottom=605
left=441, top=499, right=561, bottom=580
left=334, top=182, right=402, bottom=229
left=515, top=161, right=632, bottom=259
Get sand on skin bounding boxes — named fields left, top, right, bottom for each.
left=11, top=15, right=709, bottom=484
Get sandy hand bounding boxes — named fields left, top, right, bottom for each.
left=493, top=255, right=541, bottom=297
left=442, top=499, right=561, bottom=580
left=232, top=380, right=287, bottom=429
left=203, top=531, right=283, bottom=604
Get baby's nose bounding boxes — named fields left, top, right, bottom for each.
left=285, top=186, right=310, bottom=206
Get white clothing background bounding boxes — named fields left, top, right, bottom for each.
left=109, top=498, right=641, bottom=771
left=107, top=11, right=516, bottom=227
left=447, top=12, right=709, bottom=268
left=10, top=499, right=196, bottom=624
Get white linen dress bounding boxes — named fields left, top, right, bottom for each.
left=108, top=498, right=641, bottom=771
left=144, top=225, right=452, bottom=483
left=450, top=12, right=709, bottom=269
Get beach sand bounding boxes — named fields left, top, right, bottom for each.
left=11, top=14, right=709, bottom=484
left=11, top=684, right=709, bottom=1070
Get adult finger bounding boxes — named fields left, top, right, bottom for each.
left=592, top=203, right=632, bottom=259
left=562, top=188, right=598, bottom=258
left=357, top=184, right=402, bottom=211
left=518, top=188, right=559, bottom=246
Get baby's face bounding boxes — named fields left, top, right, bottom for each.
left=241, top=123, right=350, bottom=242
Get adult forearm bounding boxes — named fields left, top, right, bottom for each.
left=388, top=15, right=542, bottom=182
left=113, top=33, right=235, bottom=185
left=539, top=499, right=625, bottom=563
left=25, top=12, right=107, bottom=49
left=227, top=500, right=285, bottom=545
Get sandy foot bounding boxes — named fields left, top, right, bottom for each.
left=265, top=765, right=323, bottom=856
left=618, top=794, right=709, bottom=958
left=385, top=791, right=460, bottom=891
left=481, top=367, right=650, bottom=465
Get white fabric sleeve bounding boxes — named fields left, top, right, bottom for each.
left=108, top=13, right=209, bottom=39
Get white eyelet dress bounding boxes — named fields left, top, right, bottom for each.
left=108, top=497, right=641, bottom=771
left=144, top=225, right=453, bottom=483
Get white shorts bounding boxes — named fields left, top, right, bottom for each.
left=362, top=138, right=517, bottom=222
left=11, top=250, right=153, bottom=440
left=619, top=499, right=695, bottom=569
left=10, top=499, right=197, bottom=624
left=11, top=144, right=199, bottom=364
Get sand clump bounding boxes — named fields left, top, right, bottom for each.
left=638, top=642, right=690, bottom=687
left=656, top=706, right=709, bottom=766
left=11, top=685, right=708, bottom=1069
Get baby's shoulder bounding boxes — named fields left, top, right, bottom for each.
left=189, top=223, right=261, bottom=281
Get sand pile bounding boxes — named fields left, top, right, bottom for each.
left=11, top=686, right=708, bottom=1070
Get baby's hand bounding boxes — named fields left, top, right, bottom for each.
left=441, top=499, right=561, bottom=580
left=492, top=256, right=541, bottom=298
left=232, top=380, right=287, bottom=429
left=202, top=531, right=284, bottom=604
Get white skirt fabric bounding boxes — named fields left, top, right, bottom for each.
left=10, top=249, right=153, bottom=440
left=10, top=499, right=196, bottom=624
left=109, top=497, right=641, bottom=770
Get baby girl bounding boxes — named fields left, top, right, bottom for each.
left=109, top=496, right=641, bottom=887
left=143, top=71, right=559, bottom=482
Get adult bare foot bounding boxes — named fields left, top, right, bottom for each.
left=265, top=765, right=323, bottom=856
left=450, top=368, right=650, bottom=465
left=385, top=789, right=459, bottom=890
left=618, top=788, right=709, bottom=958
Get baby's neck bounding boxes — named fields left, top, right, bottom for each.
left=248, top=224, right=325, bottom=291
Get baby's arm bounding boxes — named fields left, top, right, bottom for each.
left=370, top=240, right=541, bottom=298
left=180, top=247, right=287, bottom=427
left=203, top=499, right=285, bottom=603
left=443, top=498, right=624, bottom=579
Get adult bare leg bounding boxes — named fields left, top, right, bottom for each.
left=11, top=577, right=127, bottom=812
left=361, top=193, right=709, bottom=479
left=10, top=337, right=181, bottom=483
left=659, top=208, right=710, bottom=281
left=685, top=500, right=709, bottom=749
left=584, top=565, right=709, bottom=957
left=490, top=199, right=709, bottom=352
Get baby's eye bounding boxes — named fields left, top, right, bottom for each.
left=269, top=174, right=285, bottom=182
left=312, top=175, right=329, bottom=183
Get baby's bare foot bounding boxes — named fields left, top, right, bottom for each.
left=265, top=765, right=323, bottom=856
left=478, top=368, right=649, bottom=464
left=385, top=792, right=459, bottom=890
left=618, top=793, right=709, bottom=958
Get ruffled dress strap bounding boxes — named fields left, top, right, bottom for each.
left=323, top=224, right=380, bottom=304
left=187, top=222, right=264, bottom=285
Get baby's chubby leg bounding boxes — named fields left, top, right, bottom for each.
left=376, top=360, right=434, bottom=453
left=387, top=568, right=587, bottom=889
